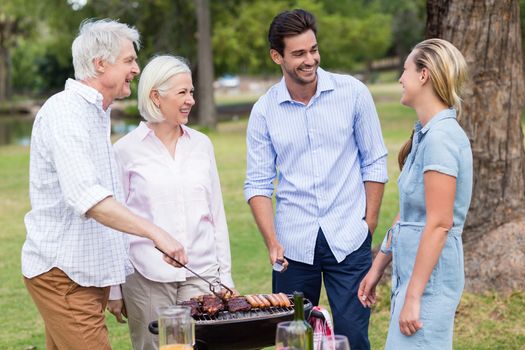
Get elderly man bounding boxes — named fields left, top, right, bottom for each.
left=21, top=19, right=186, bottom=350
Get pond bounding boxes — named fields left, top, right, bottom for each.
left=0, top=114, right=140, bottom=146
left=0, top=115, right=34, bottom=146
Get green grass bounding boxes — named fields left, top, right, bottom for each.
left=1, top=84, right=524, bottom=349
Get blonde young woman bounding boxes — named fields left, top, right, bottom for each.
left=107, top=55, right=235, bottom=350
left=358, top=39, right=472, bottom=349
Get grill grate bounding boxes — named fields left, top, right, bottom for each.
left=194, top=300, right=297, bottom=324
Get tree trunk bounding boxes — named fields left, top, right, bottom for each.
left=0, top=46, right=8, bottom=102
left=195, top=0, right=217, bottom=129
left=426, top=0, right=525, bottom=293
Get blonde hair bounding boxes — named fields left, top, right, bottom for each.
left=137, top=55, right=191, bottom=123
left=413, top=38, right=467, bottom=117
left=398, top=38, right=468, bottom=170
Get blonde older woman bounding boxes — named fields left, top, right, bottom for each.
left=108, top=55, right=235, bottom=350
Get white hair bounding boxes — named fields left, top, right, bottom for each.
left=72, top=19, right=140, bottom=80
left=138, top=55, right=192, bottom=123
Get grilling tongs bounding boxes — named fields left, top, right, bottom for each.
left=155, top=246, right=234, bottom=299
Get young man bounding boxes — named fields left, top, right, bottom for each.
left=243, top=9, right=388, bottom=350
left=22, top=19, right=187, bottom=349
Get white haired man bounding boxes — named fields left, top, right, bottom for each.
left=22, top=19, right=187, bottom=349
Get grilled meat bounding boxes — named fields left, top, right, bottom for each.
left=226, top=296, right=252, bottom=313
left=181, top=293, right=291, bottom=315
left=179, top=299, right=202, bottom=317
left=202, top=295, right=225, bottom=316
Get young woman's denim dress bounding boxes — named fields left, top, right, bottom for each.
left=381, top=109, right=473, bottom=349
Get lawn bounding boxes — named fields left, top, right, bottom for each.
left=1, top=82, right=524, bottom=349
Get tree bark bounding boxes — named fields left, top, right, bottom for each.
left=426, top=0, right=525, bottom=293
left=195, top=0, right=217, bottom=129
left=0, top=46, right=8, bottom=102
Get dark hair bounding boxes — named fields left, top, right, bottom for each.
left=268, top=9, right=317, bottom=56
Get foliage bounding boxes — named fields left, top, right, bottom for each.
left=380, top=0, right=426, bottom=61
left=212, top=0, right=393, bottom=75
left=10, top=39, right=47, bottom=94
left=1, top=0, right=426, bottom=97
left=0, top=0, right=47, bottom=99
left=212, top=0, right=289, bottom=75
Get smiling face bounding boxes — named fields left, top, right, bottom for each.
left=97, top=39, right=140, bottom=106
left=271, top=29, right=320, bottom=87
left=399, top=50, right=424, bottom=108
left=154, top=73, right=195, bottom=126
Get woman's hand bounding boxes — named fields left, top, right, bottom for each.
left=107, top=299, right=127, bottom=324
left=399, top=296, right=423, bottom=336
left=357, top=268, right=382, bottom=308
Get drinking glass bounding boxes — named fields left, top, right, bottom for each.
left=320, top=334, right=351, bottom=350
left=158, top=306, right=195, bottom=350
left=275, top=321, right=310, bottom=350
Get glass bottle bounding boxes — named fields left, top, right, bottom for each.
left=293, top=291, right=314, bottom=350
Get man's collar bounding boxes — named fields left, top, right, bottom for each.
left=276, top=67, right=334, bottom=104
left=65, top=78, right=104, bottom=109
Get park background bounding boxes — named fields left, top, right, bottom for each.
left=1, top=0, right=524, bottom=349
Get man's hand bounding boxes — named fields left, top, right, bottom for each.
left=107, top=299, right=127, bottom=324
left=155, top=233, right=188, bottom=267
left=364, top=181, right=384, bottom=235
left=221, top=287, right=240, bottom=298
left=268, top=241, right=288, bottom=272
left=247, top=196, right=288, bottom=271
left=365, top=217, right=378, bottom=236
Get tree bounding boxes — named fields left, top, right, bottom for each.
left=195, top=0, right=216, bottom=129
left=427, top=0, right=525, bottom=293
left=381, top=0, right=426, bottom=72
left=0, top=0, right=44, bottom=101
left=212, top=0, right=392, bottom=75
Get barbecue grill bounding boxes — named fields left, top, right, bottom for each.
left=149, top=295, right=322, bottom=350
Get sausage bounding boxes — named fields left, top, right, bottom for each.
left=250, top=294, right=264, bottom=308
left=273, top=293, right=286, bottom=307
left=257, top=294, right=271, bottom=308
left=244, top=294, right=259, bottom=308
left=278, top=292, right=291, bottom=307
left=263, top=294, right=280, bottom=307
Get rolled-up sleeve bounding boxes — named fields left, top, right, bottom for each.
left=48, top=106, right=112, bottom=217
left=353, top=84, right=388, bottom=183
left=243, top=101, right=277, bottom=202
